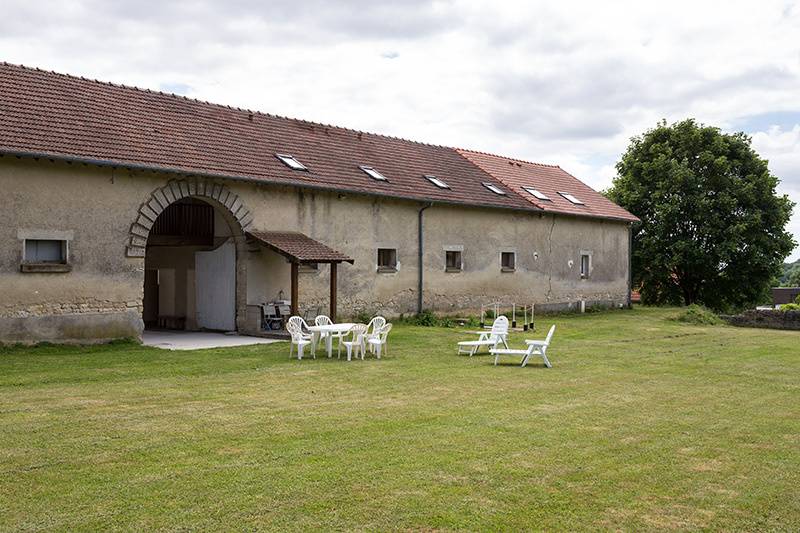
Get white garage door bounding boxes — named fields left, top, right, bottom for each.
left=195, top=239, right=236, bottom=331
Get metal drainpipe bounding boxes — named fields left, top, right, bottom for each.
left=417, top=202, right=433, bottom=314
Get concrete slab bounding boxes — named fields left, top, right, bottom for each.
left=142, top=330, right=284, bottom=351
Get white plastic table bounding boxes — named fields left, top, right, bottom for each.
left=306, top=323, right=355, bottom=358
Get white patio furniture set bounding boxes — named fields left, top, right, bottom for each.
left=457, top=316, right=556, bottom=368
left=285, top=315, right=392, bottom=361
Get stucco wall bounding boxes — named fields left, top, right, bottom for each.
left=0, top=157, right=631, bottom=343
left=1, top=159, right=147, bottom=343
left=237, top=180, right=630, bottom=317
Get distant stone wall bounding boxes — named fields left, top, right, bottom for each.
left=724, top=309, right=800, bottom=331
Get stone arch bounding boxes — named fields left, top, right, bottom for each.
left=128, top=178, right=255, bottom=332
left=126, top=178, right=254, bottom=257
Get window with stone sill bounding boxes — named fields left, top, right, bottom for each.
left=501, top=251, right=516, bottom=272
left=445, top=250, right=462, bottom=272
left=580, top=253, right=591, bottom=279
left=377, top=248, right=397, bottom=273
left=21, top=239, right=71, bottom=273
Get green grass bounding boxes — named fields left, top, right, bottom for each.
left=1, top=307, right=799, bottom=531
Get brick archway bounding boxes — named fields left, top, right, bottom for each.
left=128, top=178, right=255, bottom=332
left=126, top=179, right=253, bottom=257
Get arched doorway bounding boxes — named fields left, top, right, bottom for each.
left=129, top=179, right=253, bottom=333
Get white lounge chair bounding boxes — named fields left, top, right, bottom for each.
left=457, top=315, right=509, bottom=356
left=490, top=325, right=555, bottom=367
left=286, top=318, right=314, bottom=360
left=365, top=316, right=387, bottom=354
left=366, top=323, right=392, bottom=359
left=340, top=323, right=368, bottom=361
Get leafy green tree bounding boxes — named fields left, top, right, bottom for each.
left=608, top=119, right=795, bottom=311
left=786, top=266, right=800, bottom=287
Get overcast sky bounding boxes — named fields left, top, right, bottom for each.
left=3, top=0, right=800, bottom=260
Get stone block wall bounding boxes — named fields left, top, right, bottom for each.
left=724, top=309, right=800, bottom=331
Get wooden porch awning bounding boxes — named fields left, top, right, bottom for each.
left=247, top=231, right=352, bottom=320
left=247, top=231, right=354, bottom=264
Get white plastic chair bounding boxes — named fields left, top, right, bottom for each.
left=286, top=318, right=314, bottom=360
left=490, top=325, right=555, bottom=367
left=340, top=323, right=368, bottom=361
left=366, top=323, right=392, bottom=359
left=314, top=314, right=344, bottom=353
left=365, top=316, right=387, bottom=353
left=457, top=315, right=509, bottom=356
left=287, top=315, right=312, bottom=336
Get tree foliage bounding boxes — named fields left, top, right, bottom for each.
left=608, top=119, right=795, bottom=311
left=781, top=260, right=800, bottom=287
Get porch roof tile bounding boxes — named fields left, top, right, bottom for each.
left=248, top=231, right=354, bottom=264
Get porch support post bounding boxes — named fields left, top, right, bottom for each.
left=291, top=261, right=299, bottom=316
left=330, top=262, right=338, bottom=322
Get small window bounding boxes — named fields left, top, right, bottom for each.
left=377, top=248, right=397, bottom=272
left=360, top=165, right=388, bottom=181
left=276, top=154, right=308, bottom=171
left=482, top=182, right=506, bottom=195
left=424, top=175, right=450, bottom=189
left=501, top=252, right=515, bottom=272
left=299, top=262, right=319, bottom=273
left=559, top=192, right=584, bottom=205
left=522, top=186, right=550, bottom=201
left=25, top=239, right=66, bottom=264
left=580, top=254, right=591, bottom=279
left=445, top=250, right=462, bottom=272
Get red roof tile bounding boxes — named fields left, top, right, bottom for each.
left=248, top=231, right=354, bottom=263
left=457, top=149, right=638, bottom=222
left=0, top=62, right=636, bottom=223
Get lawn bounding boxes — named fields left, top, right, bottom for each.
left=1, top=307, right=799, bottom=531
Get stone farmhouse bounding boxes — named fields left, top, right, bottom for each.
left=0, top=62, right=638, bottom=343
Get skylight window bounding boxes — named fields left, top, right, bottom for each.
left=482, top=182, right=506, bottom=195
left=360, top=165, right=388, bottom=181
left=424, top=175, right=450, bottom=189
left=559, top=192, right=585, bottom=205
left=522, top=186, right=550, bottom=201
left=276, top=154, right=308, bottom=171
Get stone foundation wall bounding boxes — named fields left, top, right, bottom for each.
left=1, top=298, right=142, bottom=319
left=298, top=291, right=627, bottom=319
left=0, top=310, right=143, bottom=345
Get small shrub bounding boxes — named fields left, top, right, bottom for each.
left=781, top=303, right=800, bottom=312
left=412, top=309, right=438, bottom=327
left=353, top=310, right=374, bottom=324
left=439, top=317, right=457, bottom=328
left=400, top=309, right=462, bottom=328
left=671, top=304, right=722, bottom=325
left=463, top=316, right=482, bottom=328
left=795, top=294, right=800, bottom=304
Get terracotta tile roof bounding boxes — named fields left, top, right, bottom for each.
left=0, top=62, right=637, bottom=223
left=457, top=149, right=639, bottom=222
left=248, top=231, right=354, bottom=264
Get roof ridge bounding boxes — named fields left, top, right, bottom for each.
left=456, top=147, right=561, bottom=169
left=1, top=61, right=453, bottom=151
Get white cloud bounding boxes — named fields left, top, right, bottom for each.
left=752, top=126, right=800, bottom=260
left=1, top=0, right=799, bottom=259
